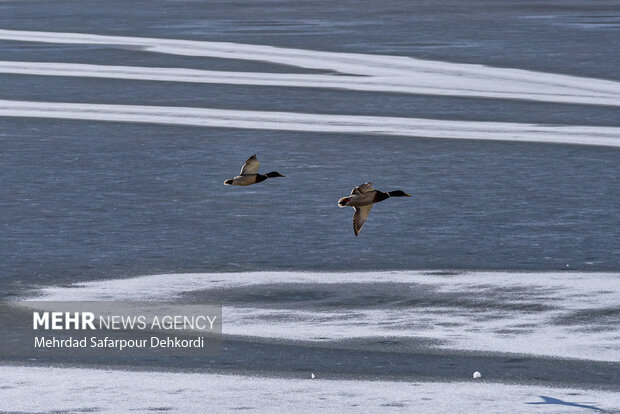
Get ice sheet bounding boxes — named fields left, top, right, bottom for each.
left=0, top=29, right=619, bottom=106
left=0, top=59, right=619, bottom=107
left=2, top=99, right=620, bottom=147
left=0, top=366, right=618, bottom=413
left=27, top=270, right=620, bottom=361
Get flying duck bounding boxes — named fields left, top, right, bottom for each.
left=223, top=154, right=285, bottom=186
left=338, top=182, right=411, bottom=236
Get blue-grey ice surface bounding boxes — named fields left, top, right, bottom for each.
left=1, top=0, right=620, bottom=412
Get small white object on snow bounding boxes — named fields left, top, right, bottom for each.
left=473, top=371, right=482, bottom=379
left=311, top=373, right=315, bottom=379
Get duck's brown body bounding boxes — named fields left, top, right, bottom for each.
left=338, top=182, right=410, bottom=236
left=224, top=155, right=284, bottom=186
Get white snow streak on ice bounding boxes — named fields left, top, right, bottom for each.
left=2, top=99, right=620, bottom=147
left=28, top=271, right=620, bottom=361
left=1, top=366, right=618, bottom=414
left=0, top=29, right=619, bottom=106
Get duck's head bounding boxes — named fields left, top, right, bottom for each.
left=388, top=190, right=411, bottom=197
left=338, top=197, right=351, bottom=207
left=265, top=171, right=285, bottom=178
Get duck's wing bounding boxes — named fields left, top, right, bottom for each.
left=351, top=182, right=374, bottom=196
left=240, top=154, right=260, bottom=175
left=353, top=205, right=372, bottom=236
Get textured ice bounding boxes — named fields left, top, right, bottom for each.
left=2, top=99, right=620, bottom=147
left=27, top=270, right=620, bottom=361
left=0, top=366, right=618, bottom=413
left=0, top=29, right=619, bottom=107
left=2, top=29, right=620, bottom=147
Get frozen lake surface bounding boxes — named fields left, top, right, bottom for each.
left=1, top=0, right=619, bottom=411
left=32, top=270, right=620, bottom=362
left=1, top=1, right=620, bottom=294
left=2, top=365, right=619, bottom=413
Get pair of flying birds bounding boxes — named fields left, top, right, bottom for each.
left=224, top=154, right=411, bottom=236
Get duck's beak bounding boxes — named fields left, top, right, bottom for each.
left=404, top=193, right=412, bottom=197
